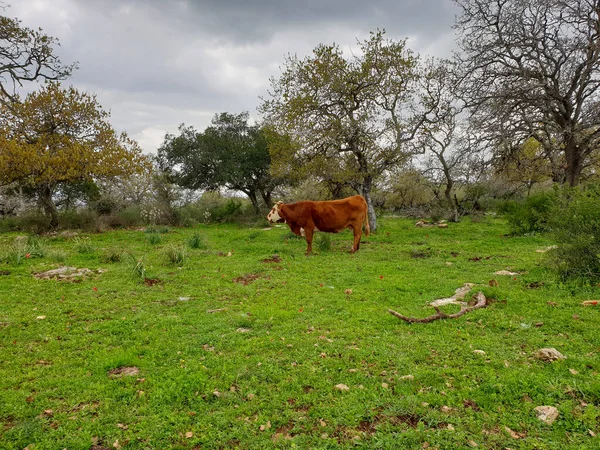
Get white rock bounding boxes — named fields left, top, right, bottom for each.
left=536, top=348, right=566, bottom=361
left=534, top=405, right=559, bottom=424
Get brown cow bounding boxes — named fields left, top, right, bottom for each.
left=266, top=195, right=370, bottom=254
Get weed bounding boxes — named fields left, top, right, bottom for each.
left=124, top=253, right=146, bottom=280
left=102, top=248, right=123, bottom=263
left=73, top=237, right=96, bottom=254
left=187, top=233, right=206, bottom=249
left=164, top=244, right=185, bottom=265
left=48, top=249, right=67, bottom=263
left=147, top=233, right=162, bottom=245
left=316, top=233, right=332, bottom=252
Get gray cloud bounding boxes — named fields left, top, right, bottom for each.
left=10, top=0, right=459, bottom=153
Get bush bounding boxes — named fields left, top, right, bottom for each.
left=117, top=206, right=145, bottom=228
left=548, top=185, right=600, bottom=283
left=502, top=192, right=556, bottom=235
left=59, top=209, right=99, bottom=231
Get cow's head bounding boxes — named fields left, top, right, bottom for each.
left=266, top=201, right=285, bottom=223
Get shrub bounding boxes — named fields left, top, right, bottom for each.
left=58, top=209, right=99, bottom=231
left=548, top=185, right=600, bottom=283
left=502, top=192, right=556, bottom=235
left=117, top=206, right=144, bottom=228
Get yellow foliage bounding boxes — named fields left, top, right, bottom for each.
left=0, top=82, right=151, bottom=187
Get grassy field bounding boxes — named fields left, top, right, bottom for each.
left=0, top=216, right=599, bottom=449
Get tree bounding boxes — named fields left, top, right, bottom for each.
left=495, top=137, right=553, bottom=196
left=0, top=82, right=151, bottom=227
left=412, top=59, right=466, bottom=221
left=454, top=0, right=600, bottom=187
left=1, top=6, right=76, bottom=106
left=260, top=30, right=431, bottom=231
left=157, top=112, right=281, bottom=214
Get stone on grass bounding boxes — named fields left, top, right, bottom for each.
left=536, top=348, right=566, bottom=361
left=534, top=405, right=559, bottom=424
left=334, top=383, right=350, bottom=391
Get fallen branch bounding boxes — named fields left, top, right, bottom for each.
left=388, top=291, right=488, bottom=323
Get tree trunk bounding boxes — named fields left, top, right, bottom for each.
left=564, top=139, right=582, bottom=187
left=39, top=184, right=59, bottom=228
left=444, top=178, right=459, bottom=222
left=260, top=189, right=273, bottom=209
left=246, top=190, right=260, bottom=214
left=362, top=176, right=377, bottom=232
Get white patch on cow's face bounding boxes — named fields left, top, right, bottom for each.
left=266, top=203, right=282, bottom=223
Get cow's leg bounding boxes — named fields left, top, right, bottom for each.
left=304, top=227, right=314, bottom=255
left=351, top=226, right=362, bottom=253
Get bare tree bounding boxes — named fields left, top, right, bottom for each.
left=1, top=6, right=76, bottom=106
left=454, top=0, right=600, bottom=186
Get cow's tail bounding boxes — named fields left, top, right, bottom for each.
left=364, top=212, right=370, bottom=237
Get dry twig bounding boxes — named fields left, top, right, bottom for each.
left=388, top=291, right=488, bottom=323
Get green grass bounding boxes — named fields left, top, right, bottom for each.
left=0, top=217, right=599, bottom=449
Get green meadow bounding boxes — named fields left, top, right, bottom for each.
left=1, top=217, right=599, bottom=449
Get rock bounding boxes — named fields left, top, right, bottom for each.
left=473, top=350, right=486, bottom=356
left=334, top=383, right=350, bottom=391
left=536, top=348, right=566, bottom=361
left=437, top=223, right=449, bottom=228
left=494, top=270, right=520, bottom=276
left=534, top=405, right=559, bottom=424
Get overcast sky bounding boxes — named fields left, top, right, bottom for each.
left=9, top=0, right=459, bottom=154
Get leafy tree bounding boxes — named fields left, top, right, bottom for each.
left=0, top=5, right=76, bottom=106
left=157, top=112, right=281, bottom=214
left=0, top=82, right=151, bottom=227
left=454, top=0, right=600, bottom=187
left=260, top=30, right=431, bottom=231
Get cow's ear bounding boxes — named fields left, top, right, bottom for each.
left=276, top=201, right=284, bottom=206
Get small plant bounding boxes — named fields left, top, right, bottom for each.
left=124, top=253, right=146, bottom=280
left=187, top=233, right=206, bottom=249
left=48, top=249, right=67, bottom=263
left=164, top=245, right=186, bottom=265
left=316, top=233, right=332, bottom=252
left=73, top=237, right=96, bottom=254
left=147, top=233, right=162, bottom=245
left=3, top=236, right=47, bottom=264
left=102, top=248, right=123, bottom=263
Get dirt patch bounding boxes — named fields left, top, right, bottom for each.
left=272, top=421, right=296, bottom=441
left=0, top=270, right=10, bottom=276
left=144, top=277, right=162, bottom=286
left=463, top=399, right=481, bottom=411
left=233, top=274, right=265, bottom=285
left=261, top=254, right=282, bottom=263
left=469, top=256, right=492, bottom=262
left=108, top=366, right=140, bottom=377
left=527, top=281, right=545, bottom=289
left=34, top=266, right=105, bottom=282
